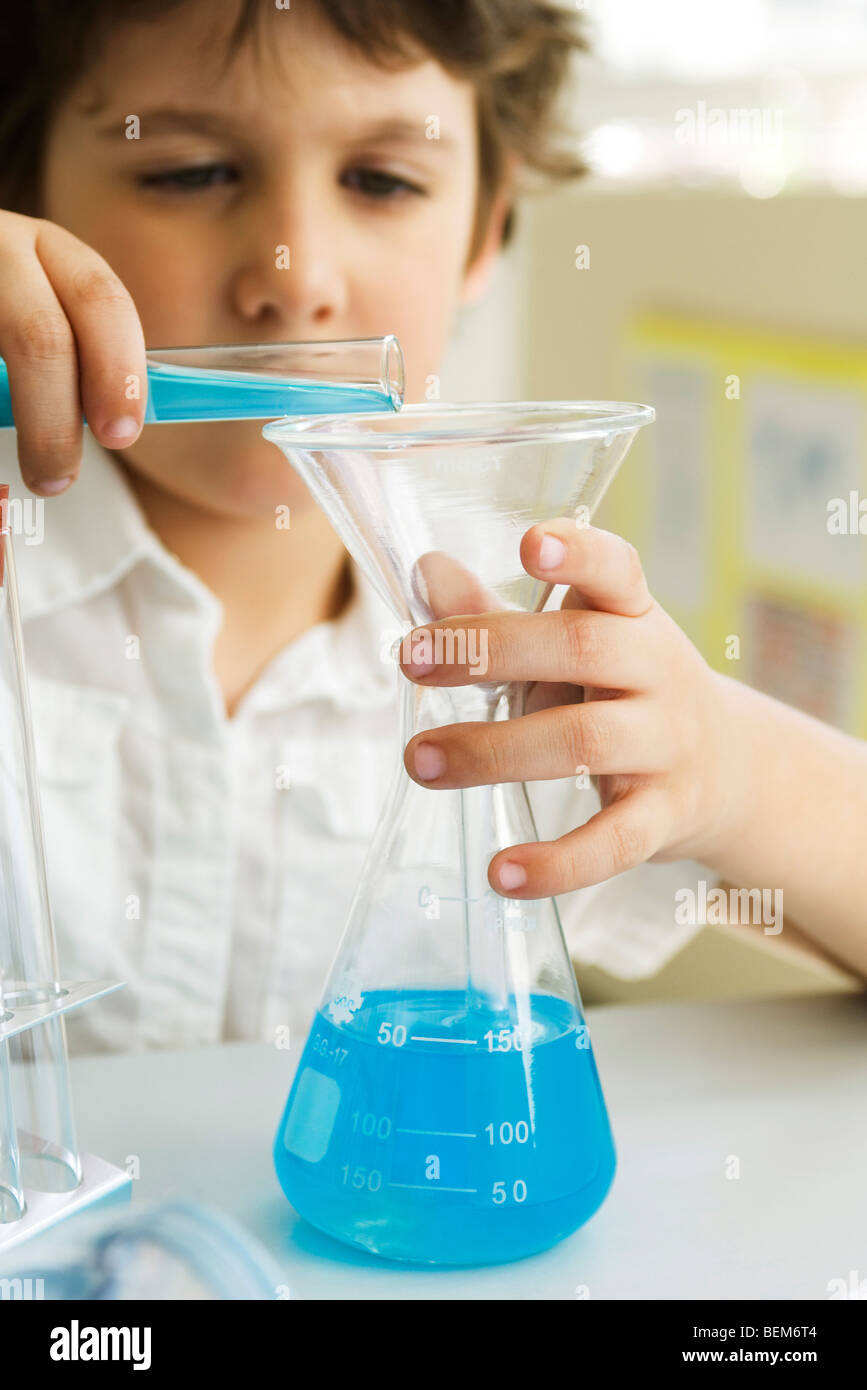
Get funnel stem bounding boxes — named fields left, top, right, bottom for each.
left=444, top=683, right=523, bottom=1021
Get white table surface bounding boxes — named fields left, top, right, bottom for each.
left=11, top=991, right=867, bottom=1299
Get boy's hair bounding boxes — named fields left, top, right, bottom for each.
left=0, top=0, right=588, bottom=261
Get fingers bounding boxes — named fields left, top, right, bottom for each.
left=524, top=678, right=581, bottom=717
left=487, top=787, right=672, bottom=898
left=0, top=215, right=146, bottom=495
left=404, top=697, right=669, bottom=787
left=399, top=607, right=655, bottom=689
left=411, top=550, right=501, bottom=619
left=0, top=220, right=82, bottom=493
left=520, top=519, right=653, bottom=617
left=36, top=222, right=147, bottom=450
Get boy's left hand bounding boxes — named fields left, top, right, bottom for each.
left=399, top=519, right=738, bottom=898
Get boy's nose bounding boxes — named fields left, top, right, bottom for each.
left=231, top=219, right=350, bottom=332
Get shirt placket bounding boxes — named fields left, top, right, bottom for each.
left=136, top=592, right=235, bottom=1049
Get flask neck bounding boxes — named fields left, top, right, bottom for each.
left=399, top=677, right=524, bottom=740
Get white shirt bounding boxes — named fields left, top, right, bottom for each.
left=1, top=427, right=712, bottom=1056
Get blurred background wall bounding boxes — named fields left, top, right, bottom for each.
left=521, top=191, right=866, bottom=391
left=441, top=0, right=867, bottom=1005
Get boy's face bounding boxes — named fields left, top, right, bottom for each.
left=40, top=1, right=509, bottom=518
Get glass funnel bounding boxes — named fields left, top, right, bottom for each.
left=263, top=401, right=654, bottom=1266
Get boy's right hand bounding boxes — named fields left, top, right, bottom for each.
left=0, top=211, right=147, bottom=495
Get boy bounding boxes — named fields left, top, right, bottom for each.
left=0, top=0, right=863, bottom=1053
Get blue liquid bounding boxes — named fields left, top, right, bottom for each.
left=274, top=989, right=617, bottom=1266
left=143, top=361, right=394, bottom=422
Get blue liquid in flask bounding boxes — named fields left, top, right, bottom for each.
left=274, top=989, right=616, bottom=1266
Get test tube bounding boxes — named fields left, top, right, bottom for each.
left=0, top=335, right=405, bottom=427
left=0, top=485, right=81, bottom=1202
left=0, top=1037, right=25, bottom=1221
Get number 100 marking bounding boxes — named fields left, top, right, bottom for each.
left=484, top=1120, right=530, bottom=1145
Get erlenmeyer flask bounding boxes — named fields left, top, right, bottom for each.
left=263, top=402, right=654, bottom=1266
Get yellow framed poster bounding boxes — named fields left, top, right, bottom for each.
left=601, top=314, right=867, bottom=736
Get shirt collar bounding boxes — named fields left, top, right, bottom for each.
left=1, top=426, right=398, bottom=714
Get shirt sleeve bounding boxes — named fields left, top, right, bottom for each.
left=525, top=776, right=721, bottom=980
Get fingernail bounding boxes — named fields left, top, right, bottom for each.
left=538, top=534, right=567, bottom=570
left=413, top=742, right=447, bottom=781
left=498, top=861, right=527, bottom=890
left=26, top=476, right=72, bottom=496
left=101, top=415, right=139, bottom=443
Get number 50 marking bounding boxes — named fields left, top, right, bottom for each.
left=492, top=1179, right=527, bottom=1204
left=377, top=1021, right=407, bottom=1046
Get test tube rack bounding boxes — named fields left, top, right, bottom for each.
left=0, top=485, right=132, bottom=1252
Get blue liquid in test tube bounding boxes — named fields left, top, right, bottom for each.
left=142, top=361, right=394, bottom=422
left=0, top=352, right=399, bottom=428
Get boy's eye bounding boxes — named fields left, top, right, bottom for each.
left=341, top=168, right=425, bottom=199
left=138, top=163, right=240, bottom=192
left=135, top=162, right=423, bottom=200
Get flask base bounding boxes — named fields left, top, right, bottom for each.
left=278, top=1155, right=616, bottom=1267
